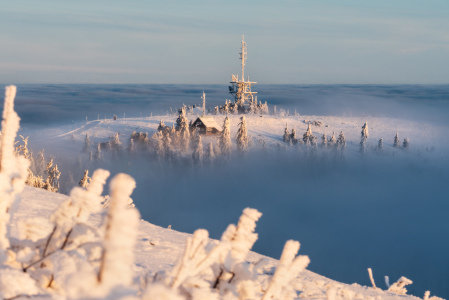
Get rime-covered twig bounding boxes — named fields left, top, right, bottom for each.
left=262, top=240, right=310, bottom=300
left=367, top=268, right=376, bottom=289
left=98, top=173, right=140, bottom=289
left=388, top=276, right=412, bottom=295
left=0, top=86, right=29, bottom=263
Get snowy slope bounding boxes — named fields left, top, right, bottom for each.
left=10, top=183, right=426, bottom=300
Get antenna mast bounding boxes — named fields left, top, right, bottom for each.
left=229, top=35, right=257, bottom=112
left=201, top=91, right=206, bottom=116
left=240, top=35, right=247, bottom=83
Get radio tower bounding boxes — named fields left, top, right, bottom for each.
left=201, top=91, right=206, bottom=116
left=229, top=35, right=257, bottom=112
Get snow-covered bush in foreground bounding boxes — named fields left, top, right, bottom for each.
left=146, top=208, right=310, bottom=300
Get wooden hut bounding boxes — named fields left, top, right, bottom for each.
left=191, top=116, right=221, bottom=136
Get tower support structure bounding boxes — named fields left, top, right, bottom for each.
left=228, top=35, right=257, bottom=111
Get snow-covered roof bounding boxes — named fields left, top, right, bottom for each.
left=195, top=116, right=221, bottom=129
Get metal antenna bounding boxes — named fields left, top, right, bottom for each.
left=240, top=35, right=247, bottom=83
left=201, top=91, right=206, bottom=116
left=229, top=35, right=256, bottom=109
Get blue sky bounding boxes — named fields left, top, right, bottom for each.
left=1, top=0, right=448, bottom=84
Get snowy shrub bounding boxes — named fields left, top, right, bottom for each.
left=146, top=208, right=310, bottom=300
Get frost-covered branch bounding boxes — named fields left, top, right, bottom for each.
left=387, top=276, right=413, bottom=295
left=262, top=240, right=310, bottom=300
left=0, top=86, right=29, bottom=263
left=98, top=173, right=140, bottom=289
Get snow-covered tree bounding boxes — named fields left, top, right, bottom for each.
left=303, top=124, right=314, bottom=145
left=248, top=99, right=258, bottom=114
left=329, top=131, right=337, bottom=146
left=403, top=138, right=410, bottom=150
left=176, top=108, right=186, bottom=130
left=377, top=138, right=383, bottom=153
left=175, top=110, right=190, bottom=151
left=273, top=105, right=277, bottom=115
left=107, top=133, right=122, bottom=152
left=283, top=124, right=290, bottom=143
left=162, top=131, right=172, bottom=155
left=231, top=103, right=239, bottom=114
left=79, top=170, right=91, bottom=188
left=157, top=120, right=165, bottom=131
left=214, top=143, right=221, bottom=158
left=236, top=115, right=249, bottom=152
left=205, top=142, right=215, bottom=164
left=82, top=133, right=91, bottom=153
left=359, top=138, right=366, bottom=154
left=361, top=122, right=369, bottom=139
left=290, top=128, right=297, bottom=145
left=152, top=131, right=165, bottom=159
left=94, top=143, right=103, bottom=161
left=219, top=116, right=232, bottom=157
left=45, top=158, right=61, bottom=192
left=394, top=132, right=400, bottom=148
left=128, top=138, right=136, bottom=153
left=192, top=134, right=203, bottom=166
left=337, top=131, right=346, bottom=150
left=321, top=133, right=328, bottom=148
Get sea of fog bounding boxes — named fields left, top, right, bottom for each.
left=5, top=84, right=449, bottom=298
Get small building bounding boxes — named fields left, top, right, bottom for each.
left=191, top=116, right=221, bottom=136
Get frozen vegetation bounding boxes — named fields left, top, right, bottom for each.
left=3, top=85, right=449, bottom=299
